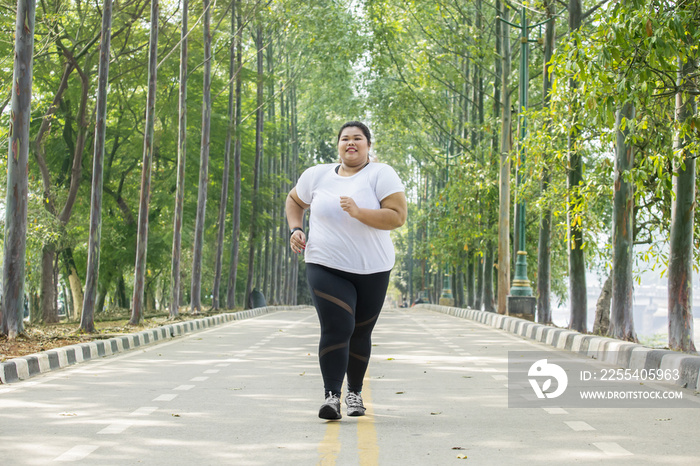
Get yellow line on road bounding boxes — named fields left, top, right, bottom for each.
left=317, top=373, right=379, bottom=465
left=318, top=417, right=341, bottom=465
left=357, top=373, right=379, bottom=465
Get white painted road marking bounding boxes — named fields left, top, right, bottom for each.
left=174, top=384, right=195, bottom=391
left=593, top=442, right=633, bottom=456
left=131, top=407, right=157, bottom=416
left=565, top=421, right=595, bottom=431
left=542, top=407, right=568, bottom=414
left=98, top=420, right=133, bottom=434
left=54, top=445, right=99, bottom=462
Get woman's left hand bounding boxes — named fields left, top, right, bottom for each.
left=339, top=196, right=360, bottom=218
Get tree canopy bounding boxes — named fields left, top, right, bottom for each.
left=1, top=0, right=698, bottom=351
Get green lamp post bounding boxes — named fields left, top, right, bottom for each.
left=511, top=7, right=533, bottom=297
left=501, top=7, right=549, bottom=297
left=439, top=130, right=458, bottom=306
left=499, top=6, right=554, bottom=318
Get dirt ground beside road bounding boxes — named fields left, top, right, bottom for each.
left=0, top=309, right=230, bottom=362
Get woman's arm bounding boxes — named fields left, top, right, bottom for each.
left=286, top=187, right=309, bottom=253
left=340, top=191, right=407, bottom=230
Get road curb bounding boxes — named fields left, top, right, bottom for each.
left=416, top=303, right=700, bottom=391
left=0, top=305, right=307, bottom=384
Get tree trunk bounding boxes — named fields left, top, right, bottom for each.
left=475, top=254, right=484, bottom=310
left=227, top=0, right=243, bottom=309
left=497, top=2, right=511, bottom=315
left=265, top=41, right=276, bottom=304
left=2, top=0, right=36, bottom=338
left=609, top=101, right=637, bottom=341
left=466, top=252, right=475, bottom=308
left=170, top=0, right=188, bottom=318
left=537, top=0, right=556, bottom=325
left=536, top=194, right=552, bottom=324
left=289, top=82, right=300, bottom=304
left=190, top=0, right=212, bottom=314
left=567, top=0, right=587, bottom=332
left=95, top=283, right=107, bottom=316
left=593, top=273, right=612, bottom=336
left=244, top=25, right=265, bottom=309
left=30, top=292, right=40, bottom=324
left=81, top=0, right=113, bottom=333
left=212, top=1, right=235, bottom=310
left=131, top=0, right=159, bottom=325
left=483, top=242, right=495, bottom=312
left=65, top=248, right=84, bottom=322
left=63, top=282, right=73, bottom=320
left=117, top=275, right=128, bottom=309
left=668, top=50, right=698, bottom=353
left=454, top=268, right=463, bottom=308
left=32, top=54, right=90, bottom=327
left=488, top=1, right=501, bottom=313
left=41, top=246, right=58, bottom=323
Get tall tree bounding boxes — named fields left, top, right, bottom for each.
left=213, top=1, right=236, bottom=310
left=227, top=0, right=243, bottom=309
left=497, top=3, right=512, bottom=315
left=81, top=0, right=114, bottom=333
left=131, top=0, right=159, bottom=325
left=33, top=54, right=91, bottom=324
left=536, top=0, right=556, bottom=324
left=170, top=0, right=189, bottom=318
left=2, top=0, right=36, bottom=338
left=190, top=0, right=213, bottom=314
left=567, top=0, right=587, bottom=332
left=609, top=101, right=637, bottom=341
left=244, top=24, right=265, bottom=309
left=668, top=38, right=698, bottom=352
left=487, top=0, right=503, bottom=314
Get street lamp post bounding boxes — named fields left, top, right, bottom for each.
left=510, top=7, right=534, bottom=297
left=499, top=7, right=553, bottom=318
left=439, top=136, right=455, bottom=306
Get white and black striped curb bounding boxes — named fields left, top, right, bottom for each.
left=0, top=305, right=309, bottom=384
left=416, top=304, right=700, bottom=391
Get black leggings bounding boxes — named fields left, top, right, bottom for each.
left=306, top=263, right=390, bottom=396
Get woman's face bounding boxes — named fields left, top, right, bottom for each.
left=338, top=126, right=370, bottom=167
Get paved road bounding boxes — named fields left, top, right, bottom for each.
left=1, top=308, right=699, bottom=465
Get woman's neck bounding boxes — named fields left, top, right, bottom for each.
left=338, top=160, right=369, bottom=176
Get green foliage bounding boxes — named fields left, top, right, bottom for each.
left=543, top=0, right=700, bottom=276
left=1, top=0, right=697, bottom=320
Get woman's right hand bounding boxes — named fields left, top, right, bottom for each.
left=290, top=230, right=306, bottom=254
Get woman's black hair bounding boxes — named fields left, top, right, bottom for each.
left=337, top=121, right=372, bottom=145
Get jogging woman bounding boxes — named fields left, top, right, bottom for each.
left=285, top=121, right=407, bottom=420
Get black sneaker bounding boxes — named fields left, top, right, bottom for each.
left=345, top=391, right=366, bottom=416
left=319, top=392, right=342, bottom=420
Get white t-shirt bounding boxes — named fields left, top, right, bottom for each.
left=295, top=162, right=405, bottom=274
